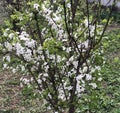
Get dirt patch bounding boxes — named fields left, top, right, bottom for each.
left=107, top=23, right=120, bottom=31
left=0, top=70, right=25, bottom=112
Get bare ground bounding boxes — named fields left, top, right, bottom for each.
left=0, top=70, right=25, bottom=112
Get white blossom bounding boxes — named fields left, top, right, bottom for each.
left=67, top=3, right=71, bottom=8
left=43, top=73, right=48, bottom=77
left=55, top=112, right=58, bottom=113
left=84, top=19, right=89, bottom=27
left=19, top=31, right=29, bottom=41
left=12, top=68, right=16, bottom=73
left=33, top=3, right=39, bottom=11
left=23, top=49, right=33, bottom=61
left=4, top=42, right=12, bottom=51
left=83, top=66, right=88, bottom=73
left=37, top=79, right=42, bottom=84
left=66, top=86, right=72, bottom=91
left=25, top=40, right=36, bottom=48
left=5, top=55, right=11, bottom=62
left=76, top=74, right=84, bottom=81
left=89, top=83, right=97, bottom=89
left=89, top=25, right=95, bottom=36
left=69, top=56, right=74, bottom=62
left=15, top=43, right=24, bottom=56
left=98, top=77, right=102, bottom=81
left=58, top=87, right=65, bottom=100
left=21, top=66, right=25, bottom=71
left=23, top=78, right=30, bottom=84
left=3, top=64, right=7, bottom=69
left=86, top=74, right=92, bottom=81
left=8, top=33, right=14, bottom=39
left=73, top=61, right=78, bottom=69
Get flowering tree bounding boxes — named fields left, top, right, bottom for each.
left=0, top=0, right=113, bottom=113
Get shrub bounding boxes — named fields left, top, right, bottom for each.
left=0, top=0, right=113, bottom=113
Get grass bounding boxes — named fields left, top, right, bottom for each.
left=100, top=28, right=120, bottom=113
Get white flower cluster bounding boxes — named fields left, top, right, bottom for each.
left=20, top=76, right=33, bottom=87
left=33, top=3, right=39, bottom=11
left=40, top=2, right=68, bottom=41
left=4, top=42, right=13, bottom=51
left=84, top=18, right=103, bottom=37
